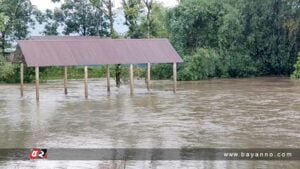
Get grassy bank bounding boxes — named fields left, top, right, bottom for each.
left=0, top=63, right=150, bottom=83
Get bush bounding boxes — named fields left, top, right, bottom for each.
left=41, top=66, right=107, bottom=80
left=150, top=64, right=173, bottom=80
left=177, top=48, right=258, bottom=81
left=225, top=53, right=258, bottom=78
left=0, top=62, right=18, bottom=83
left=178, top=48, right=223, bottom=81
left=291, top=53, right=300, bottom=78
left=0, top=63, right=148, bottom=84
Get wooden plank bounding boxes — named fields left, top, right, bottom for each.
left=20, top=63, right=24, bottom=97
left=173, top=62, right=177, bottom=93
left=129, top=64, right=134, bottom=95
left=64, top=66, right=68, bottom=95
left=106, top=65, right=111, bottom=93
left=146, top=63, right=151, bottom=91
left=35, top=66, right=39, bottom=100
left=84, top=66, right=88, bottom=99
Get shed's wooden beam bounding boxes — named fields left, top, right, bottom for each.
left=129, top=64, right=134, bottom=95
left=64, top=66, right=68, bottom=95
left=84, top=66, right=88, bottom=99
left=106, top=65, right=111, bottom=93
left=35, top=66, right=39, bottom=100
left=20, top=63, right=24, bottom=97
left=173, top=62, right=177, bottom=93
left=146, top=63, right=151, bottom=91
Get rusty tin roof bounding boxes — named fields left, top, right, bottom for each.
left=17, top=37, right=183, bottom=67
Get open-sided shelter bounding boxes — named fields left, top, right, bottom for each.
left=16, top=36, right=183, bottom=100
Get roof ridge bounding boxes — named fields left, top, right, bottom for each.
left=18, top=38, right=169, bottom=42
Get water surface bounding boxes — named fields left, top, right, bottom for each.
left=0, top=77, right=300, bottom=168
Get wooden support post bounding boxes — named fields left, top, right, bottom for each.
left=129, top=64, right=134, bottom=95
left=173, top=62, right=177, bottom=93
left=146, top=63, right=151, bottom=91
left=20, top=63, right=24, bottom=97
left=84, top=66, right=88, bottom=99
left=106, top=65, right=110, bottom=93
left=35, top=66, right=39, bottom=100
left=64, top=66, right=68, bottom=95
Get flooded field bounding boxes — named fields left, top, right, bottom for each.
left=0, top=77, right=300, bottom=168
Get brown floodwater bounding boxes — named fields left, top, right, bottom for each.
left=0, top=77, right=300, bottom=168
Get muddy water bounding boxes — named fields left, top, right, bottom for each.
left=0, top=77, right=300, bottom=168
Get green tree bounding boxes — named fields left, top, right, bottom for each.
left=0, top=0, right=38, bottom=56
left=41, top=9, right=63, bottom=35
left=179, top=48, right=222, bottom=80
left=122, top=0, right=144, bottom=38
left=167, top=0, right=300, bottom=80
left=102, top=0, right=116, bottom=37
left=45, top=0, right=109, bottom=36
left=291, top=53, right=300, bottom=78
left=0, top=13, right=7, bottom=32
left=0, top=13, right=8, bottom=61
left=0, top=0, right=40, bottom=83
left=167, top=0, right=225, bottom=55
left=240, top=0, right=299, bottom=75
left=217, top=1, right=257, bottom=77
left=90, top=0, right=123, bottom=87
left=142, top=0, right=153, bottom=38
left=140, top=2, right=169, bottom=38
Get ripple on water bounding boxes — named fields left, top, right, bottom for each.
left=0, top=77, right=300, bottom=168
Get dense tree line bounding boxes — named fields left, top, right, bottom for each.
left=0, top=0, right=41, bottom=82
left=0, top=0, right=299, bottom=83
left=169, top=0, right=300, bottom=80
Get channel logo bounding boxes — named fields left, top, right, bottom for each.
left=29, top=148, right=48, bottom=160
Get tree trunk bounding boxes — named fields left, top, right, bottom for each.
left=1, top=32, right=5, bottom=59
left=143, top=0, right=152, bottom=38
left=108, top=0, right=114, bottom=37
left=106, top=0, right=121, bottom=87
left=115, top=64, right=121, bottom=88
left=147, top=8, right=151, bottom=39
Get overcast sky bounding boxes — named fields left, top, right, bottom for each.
left=30, top=0, right=179, bottom=11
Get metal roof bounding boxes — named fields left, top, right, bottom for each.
left=17, top=38, right=183, bottom=67
left=30, top=36, right=104, bottom=40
